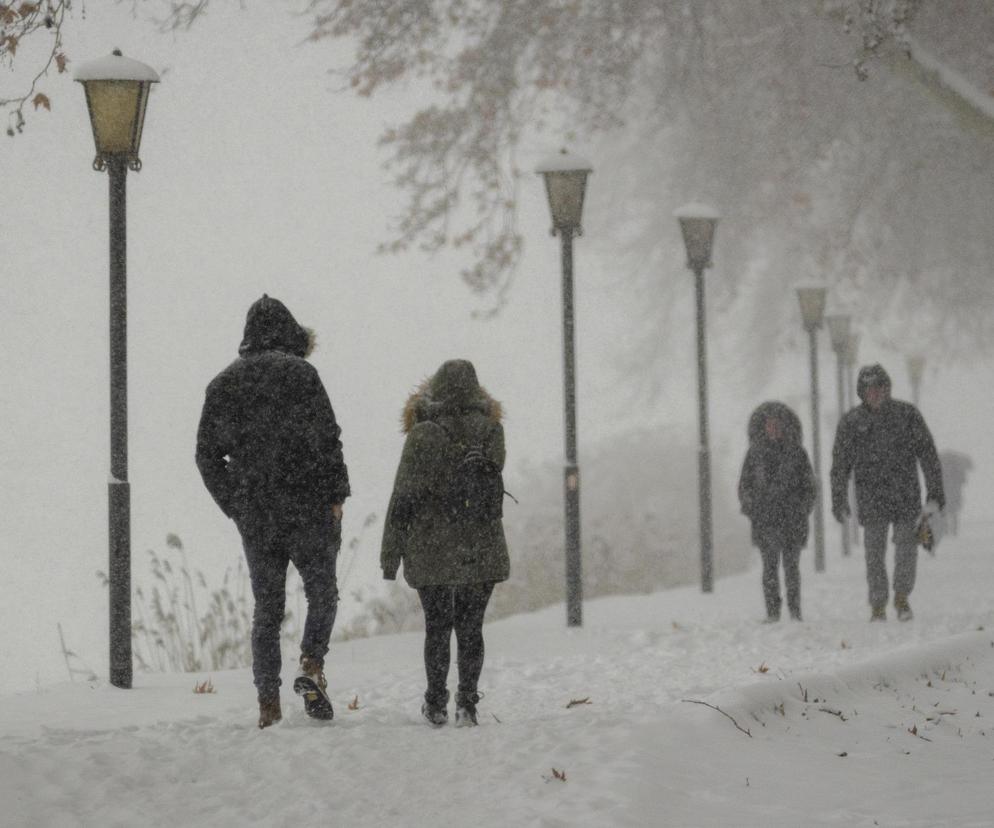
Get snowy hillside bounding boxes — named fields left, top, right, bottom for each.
left=2, top=522, right=993, bottom=827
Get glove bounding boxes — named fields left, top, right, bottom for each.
left=924, top=499, right=942, bottom=517
left=832, top=504, right=850, bottom=524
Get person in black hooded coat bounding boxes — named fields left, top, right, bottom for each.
left=830, top=363, right=943, bottom=622
left=196, top=295, right=350, bottom=728
left=738, top=401, right=815, bottom=622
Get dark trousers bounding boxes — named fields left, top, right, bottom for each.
left=417, top=583, right=494, bottom=704
left=754, top=526, right=801, bottom=618
left=863, top=519, right=917, bottom=609
left=237, top=507, right=341, bottom=701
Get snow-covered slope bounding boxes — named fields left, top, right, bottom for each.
left=2, top=523, right=992, bottom=826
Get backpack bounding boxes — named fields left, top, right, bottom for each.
left=439, top=426, right=506, bottom=522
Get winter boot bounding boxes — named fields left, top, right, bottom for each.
left=421, top=690, right=449, bottom=727
left=455, top=691, right=481, bottom=727
left=894, top=594, right=914, bottom=622
left=294, top=655, right=334, bottom=720
left=788, top=608, right=803, bottom=622
left=258, top=697, right=282, bottom=729
left=762, top=609, right=781, bottom=624
left=870, top=605, right=887, bottom=622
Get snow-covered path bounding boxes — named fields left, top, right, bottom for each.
left=2, top=524, right=993, bottom=826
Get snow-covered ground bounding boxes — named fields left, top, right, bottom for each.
left=2, top=522, right=993, bottom=827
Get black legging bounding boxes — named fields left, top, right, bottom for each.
left=417, top=583, right=495, bottom=703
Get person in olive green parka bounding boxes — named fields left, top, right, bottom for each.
left=381, top=359, right=509, bottom=727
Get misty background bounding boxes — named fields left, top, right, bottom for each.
left=2, top=1, right=992, bottom=694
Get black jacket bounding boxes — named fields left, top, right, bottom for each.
left=830, top=397, right=942, bottom=525
left=738, top=402, right=816, bottom=548
left=195, top=296, right=350, bottom=519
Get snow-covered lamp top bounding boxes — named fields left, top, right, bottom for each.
left=825, top=314, right=852, bottom=352
left=536, top=149, right=593, bottom=234
left=75, top=50, right=159, bottom=167
left=674, top=202, right=720, bottom=272
left=796, top=285, right=827, bottom=331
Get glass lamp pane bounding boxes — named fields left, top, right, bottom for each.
left=846, top=333, right=860, bottom=365
left=825, top=314, right=851, bottom=351
left=543, top=171, right=588, bottom=229
left=796, top=287, right=826, bottom=329
left=678, top=217, right=717, bottom=271
left=84, top=80, right=142, bottom=155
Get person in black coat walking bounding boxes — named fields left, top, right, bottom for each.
left=738, top=402, right=815, bottom=622
left=830, top=364, right=943, bottom=622
left=196, top=295, right=350, bottom=728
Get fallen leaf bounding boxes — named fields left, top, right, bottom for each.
left=55, top=53, right=68, bottom=73
left=347, top=695, right=360, bottom=711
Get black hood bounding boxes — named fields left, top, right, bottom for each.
left=238, top=295, right=309, bottom=358
left=747, top=401, right=803, bottom=445
left=856, top=363, right=891, bottom=402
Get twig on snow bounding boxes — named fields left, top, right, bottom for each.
left=681, top=699, right=752, bottom=737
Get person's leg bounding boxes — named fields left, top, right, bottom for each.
left=288, top=510, right=341, bottom=668
left=453, top=582, right=495, bottom=696
left=756, top=528, right=782, bottom=620
left=240, top=515, right=289, bottom=705
left=892, top=519, right=918, bottom=615
left=863, top=522, right=890, bottom=616
left=417, top=585, right=454, bottom=706
left=782, top=542, right=802, bottom=620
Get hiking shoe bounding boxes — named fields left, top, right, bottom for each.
left=870, top=605, right=887, bottom=622
left=894, top=594, right=914, bottom=622
left=422, top=691, right=449, bottom=727
left=455, top=691, right=481, bottom=727
left=294, top=656, right=334, bottom=720
left=258, top=697, right=282, bottom=730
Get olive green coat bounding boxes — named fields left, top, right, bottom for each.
left=381, top=360, right=510, bottom=588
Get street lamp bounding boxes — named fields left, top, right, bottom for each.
left=825, top=314, right=851, bottom=558
left=797, top=286, right=827, bottom=573
left=536, top=149, right=592, bottom=627
left=76, top=50, right=159, bottom=689
left=674, top=203, right=720, bottom=593
left=907, top=354, right=925, bottom=408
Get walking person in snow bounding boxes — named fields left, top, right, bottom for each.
left=738, top=401, right=816, bottom=622
left=381, top=359, right=510, bottom=727
left=196, top=295, right=350, bottom=728
left=830, top=364, right=943, bottom=622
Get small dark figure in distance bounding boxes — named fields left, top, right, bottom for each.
left=830, top=364, right=943, bottom=622
left=738, top=401, right=815, bottom=622
left=196, top=295, right=350, bottom=728
left=381, top=360, right=510, bottom=728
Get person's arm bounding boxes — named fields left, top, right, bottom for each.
left=829, top=417, right=854, bottom=521
left=913, top=410, right=945, bottom=510
left=381, top=424, right=435, bottom=579
left=195, top=379, right=236, bottom=518
left=305, top=365, right=351, bottom=505
left=737, top=450, right=754, bottom=517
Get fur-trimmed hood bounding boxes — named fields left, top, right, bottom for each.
left=401, top=359, right=503, bottom=433
left=238, top=294, right=316, bottom=358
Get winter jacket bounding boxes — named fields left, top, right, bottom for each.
left=380, top=360, right=510, bottom=588
left=830, top=366, right=942, bottom=526
left=738, top=401, right=816, bottom=548
left=195, top=295, right=350, bottom=520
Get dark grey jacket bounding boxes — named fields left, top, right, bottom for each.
left=381, top=360, right=510, bottom=588
left=830, top=397, right=943, bottom=525
left=738, top=401, right=815, bottom=548
left=196, top=296, right=350, bottom=520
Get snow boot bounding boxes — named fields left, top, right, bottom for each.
left=421, top=690, right=449, bottom=727
left=293, top=655, right=334, bottom=720
left=870, top=605, right=887, bottom=622
left=762, top=610, right=780, bottom=624
left=894, top=594, right=914, bottom=622
left=455, top=691, right=481, bottom=727
left=258, top=697, right=282, bottom=729
left=789, top=608, right=803, bottom=622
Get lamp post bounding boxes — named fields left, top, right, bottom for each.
left=797, top=286, right=827, bottom=573
left=825, top=314, right=851, bottom=558
left=674, top=203, right=720, bottom=593
left=907, top=354, right=925, bottom=408
left=76, top=50, right=159, bottom=689
left=536, top=150, right=592, bottom=627
left=845, top=331, right=861, bottom=547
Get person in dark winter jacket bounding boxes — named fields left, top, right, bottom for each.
left=381, top=359, right=510, bottom=727
left=196, top=295, right=350, bottom=728
left=738, top=402, right=816, bottom=622
left=830, top=364, right=943, bottom=622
